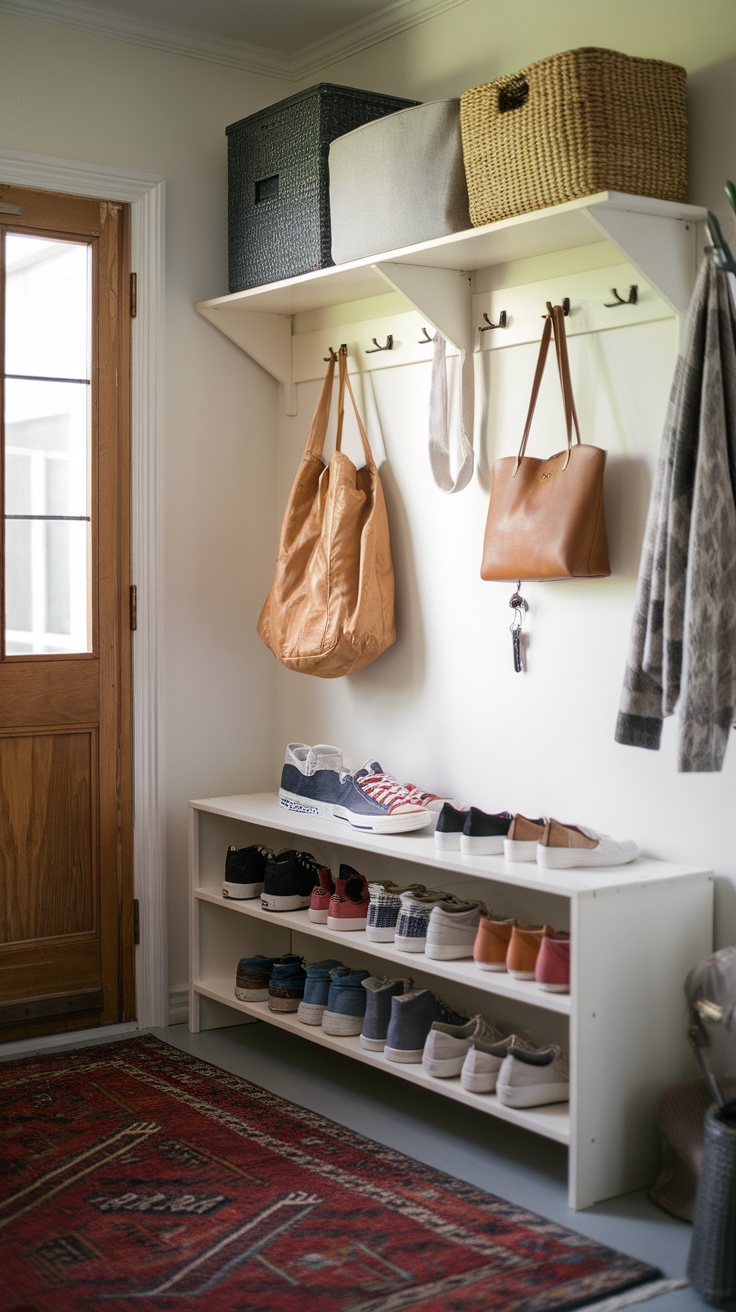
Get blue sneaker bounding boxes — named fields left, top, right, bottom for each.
left=234, top=954, right=279, bottom=1002
left=332, top=760, right=431, bottom=834
left=360, top=975, right=413, bottom=1050
left=385, top=989, right=467, bottom=1064
left=267, top=955, right=307, bottom=1013
left=321, top=966, right=371, bottom=1036
left=297, top=958, right=343, bottom=1025
left=278, top=743, right=346, bottom=816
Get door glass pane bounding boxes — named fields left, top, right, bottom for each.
left=3, top=234, right=92, bottom=655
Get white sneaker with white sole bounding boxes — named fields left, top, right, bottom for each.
left=536, top=819, right=638, bottom=869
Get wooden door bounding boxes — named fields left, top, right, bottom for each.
left=0, top=184, right=134, bottom=1042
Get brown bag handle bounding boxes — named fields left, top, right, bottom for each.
left=306, top=346, right=375, bottom=468
left=513, top=303, right=581, bottom=476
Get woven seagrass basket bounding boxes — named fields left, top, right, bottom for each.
left=460, top=47, right=688, bottom=226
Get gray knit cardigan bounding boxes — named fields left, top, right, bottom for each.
left=615, top=258, right=736, bottom=772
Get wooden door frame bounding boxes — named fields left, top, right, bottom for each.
left=0, top=147, right=167, bottom=1032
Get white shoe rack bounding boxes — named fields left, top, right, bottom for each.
left=189, top=792, right=713, bottom=1210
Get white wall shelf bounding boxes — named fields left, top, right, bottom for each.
left=189, top=792, right=714, bottom=1211
left=196, top=191, right=707, bottom=411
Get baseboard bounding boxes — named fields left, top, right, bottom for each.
left=168, top=984, right=189, bottom=1027
left=0, top=1021, right=140, bottom=1060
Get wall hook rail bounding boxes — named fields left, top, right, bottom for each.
left=604, top=285, right=638, bottom=307
left=479, top=310, right=508, bottom=331
left=365, top=334, right=393, bottom=353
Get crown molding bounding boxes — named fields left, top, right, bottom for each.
left=0, top=0, right=468, bottom=79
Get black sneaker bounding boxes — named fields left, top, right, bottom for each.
left=434, top=802, right=469, bottom=852
left=261, top=850, right=321, bottom=912
left=223, top=843, right=275, bottom=899
left=460, top=807, right=512, bottom=855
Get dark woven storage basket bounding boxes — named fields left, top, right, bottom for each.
left=460, top=47, right=688, bottom=226
left=688, top=1100, right=736, bottom=1308
left=227, top=83, right=417, bottom=291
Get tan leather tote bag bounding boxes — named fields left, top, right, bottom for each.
left=481, top=302, right=610, bottom=582
left=258, top=347, right=396, bottom=677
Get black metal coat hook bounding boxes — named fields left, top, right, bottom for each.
left=323, top=342, right=347, bottom=361
left=366, top=334, right=393, bottom=353
left=604, top=285, right=638, bottom=307
left=479, top=310, right=508, bottom=331
left=418, top=326, right=434, bottom=344
left=542, top=298, right=570, bottom=318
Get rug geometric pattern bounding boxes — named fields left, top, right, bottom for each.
left=0, top=1035, right=661, bottom=1312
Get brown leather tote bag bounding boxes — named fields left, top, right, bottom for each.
left=481, top=302, right=610, bottom=582
left=257, top=347, right=396, bottom=677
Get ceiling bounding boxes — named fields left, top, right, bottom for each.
left=0, top=0, right=467, bottom=77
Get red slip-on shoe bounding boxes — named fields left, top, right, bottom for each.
left=535, top=930, right=571, bottom=993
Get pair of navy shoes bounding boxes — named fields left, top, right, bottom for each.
left=278, top=742, right=453, bottom=836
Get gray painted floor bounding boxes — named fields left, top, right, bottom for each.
left=153, top=1020, right=710, bottom=1312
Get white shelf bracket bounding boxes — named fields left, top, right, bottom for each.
left=583, top=206, right=703, bottom=318
left=196, top=304, right=296, bottom=414
left=372, top=262, right=473, bottom=358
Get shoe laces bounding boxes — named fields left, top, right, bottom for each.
left=401, top=783, right=438, bottom=805
left=356, top=770, right=416, bottom=809
left=432, top=994, right=469, bottom=1026
left=293, top=850, right=319, bottom=872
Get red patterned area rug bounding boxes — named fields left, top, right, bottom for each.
left=0, top=1035, right=662, bottom=1312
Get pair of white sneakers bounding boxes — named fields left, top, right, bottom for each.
left=422, top=1019, right=569, bottom=1108
left=506, top=815, right=639, bottom=868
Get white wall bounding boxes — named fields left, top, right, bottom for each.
left=277, top=0, right=736, bottom=947
left=1, top=0, right=735, bottom=1006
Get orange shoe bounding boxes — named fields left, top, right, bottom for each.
left=506, top=923, right=552, bottom=979
left=473, top=914, right=517, bottom=972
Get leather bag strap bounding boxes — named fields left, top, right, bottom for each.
left=306, top=347, right=374, bottom=468
left=550, top=302, right=582, bottom=470
left=513, top=314, right=554, bottom=474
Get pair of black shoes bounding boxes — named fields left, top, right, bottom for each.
left=222, top=843, right=323, bottom=911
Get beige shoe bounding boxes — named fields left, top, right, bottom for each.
left=496, top=1044, right=570, bottom=1108
left=460, top=1033, right=536, bottom=1094
left=537, top=819, right=638, bottom=869
left=503, top=814, right=545, bottom=862
left=422, top=1014, right=503, bottom=1078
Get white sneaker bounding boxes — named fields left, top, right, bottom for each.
left=422, top=1015, right=503, bottom=1078
left=496, top=1044, right=570, bottom=1107
left=460, top=1033, right=536, bottom=1094
left=424, top=899, right=486, bottom=960
left=536, top=819, right=638, bottom=869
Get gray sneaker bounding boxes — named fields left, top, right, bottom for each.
left=384, top=989, right=467, bottom=1064
left=394, top=889, right=455, bottom=953
left=359, top=975, right=413, bottom=1050
left=460, top=1033, right=536, bottom=1094
left=422, top=1014, right=503, bottom=1078
left=496, top=1044, right=570, bottom=1107
left=424, top=898, right=487, bottom=961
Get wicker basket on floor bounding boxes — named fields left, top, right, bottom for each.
left=460, top=47, right=688, bottom=226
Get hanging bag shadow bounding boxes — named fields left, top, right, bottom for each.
left=257, top=347, right=396, bottom=677
left=480, top=302, right=611, bottom=582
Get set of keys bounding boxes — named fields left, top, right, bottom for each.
left=509, top=582, right=528, bottom=673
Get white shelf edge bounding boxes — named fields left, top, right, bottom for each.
left=193, top=979, right=571, bottom=1146
left=195, top=888, right=572, bottom=1016
left=189, top=793, right=713, bottom=898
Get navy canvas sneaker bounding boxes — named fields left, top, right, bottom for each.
left=261, top=849, right=322, bottom=911
left=460, top=807, right=513, bottom=855
left=278, top=743, right=346, bottom=816
left=332, top=760, right=431, bottom=834
left=223, top=843, right=275, bottom=899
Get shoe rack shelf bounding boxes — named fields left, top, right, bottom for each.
left=189, top=792, right=714, bottom=1211
left=196, top=191, right=706, bottom=412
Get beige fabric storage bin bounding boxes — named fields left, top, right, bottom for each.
left=460, top=47, right=688, bottom=226
left=329, top=99, right=471, bottom=263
